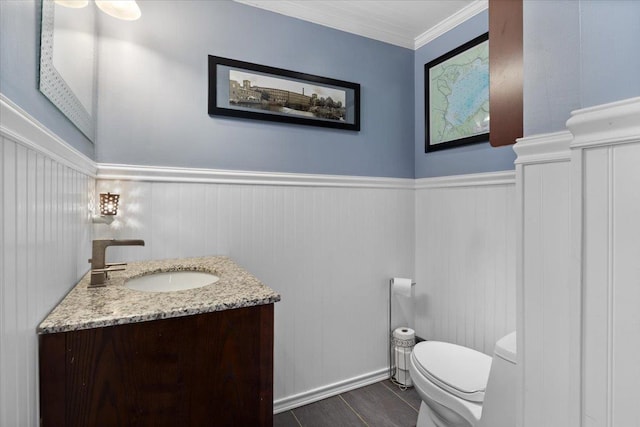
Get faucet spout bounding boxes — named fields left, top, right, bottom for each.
left=89, top=239, right=145, bottom=287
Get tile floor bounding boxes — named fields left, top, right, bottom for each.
left=274, top=380, right=421, bottom=427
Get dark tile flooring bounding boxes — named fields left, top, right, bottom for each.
left=274, top=380, right=421, bottom=427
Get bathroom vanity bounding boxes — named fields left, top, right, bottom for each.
left=38, top=256, right=280, bottom=427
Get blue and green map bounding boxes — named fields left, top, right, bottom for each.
left=429, top=40, right=489, bottom=145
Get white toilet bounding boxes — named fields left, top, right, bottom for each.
left=408, top=332, right=517, bottom=427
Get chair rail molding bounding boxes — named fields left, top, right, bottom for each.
left=414, top=169, right=515, bottom=189
left=96, top=163, right=415, bottom=189
left=0, top=94, right=97, bottom=177
left=567, top=96, right=640, bottom=148
left=513, top=130, right=572, bottom=165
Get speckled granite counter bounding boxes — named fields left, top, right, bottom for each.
left=38, top=256, right=280, bottom=334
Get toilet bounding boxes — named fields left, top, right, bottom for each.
left=408, top=332, right=517, bottom=427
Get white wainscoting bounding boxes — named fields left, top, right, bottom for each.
left=0, top=97, right=95, bottom=427
left=94, top=171, right=415, bottom=412
left=567, top=97, right=640, bottom=427
left=414, top=171, right=516, bottom=356
left=513, top=131, right=581, bottom=427
left=513, top=97, right=640, bottom=427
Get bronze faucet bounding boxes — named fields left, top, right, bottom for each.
left=88, top=239, right=145, bottom=287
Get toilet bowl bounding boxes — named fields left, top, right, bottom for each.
left=409, top=332, right=517, bottom=427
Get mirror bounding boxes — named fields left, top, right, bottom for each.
left=39, top=0, right=97, bottom=142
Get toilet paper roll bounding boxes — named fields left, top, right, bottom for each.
left=391, top=277, right=413, bottom=298
left=392, top=327, right=415, bottom=347
left=393, top=368, right=413, bottom=387
left=395, top=346, right=412, bottom=370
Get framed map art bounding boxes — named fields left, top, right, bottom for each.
left=425, top=33, right=489, bottom=152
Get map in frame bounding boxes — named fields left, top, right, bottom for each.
left=426, top=33, right=489, bottom=152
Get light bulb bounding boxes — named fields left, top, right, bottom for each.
left=95, top=0, right=141, bottom=21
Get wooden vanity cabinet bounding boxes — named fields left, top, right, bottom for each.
left=39, top=304, right=274, bottom=427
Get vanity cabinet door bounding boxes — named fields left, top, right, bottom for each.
left=39, top=304, right=274, bottom=427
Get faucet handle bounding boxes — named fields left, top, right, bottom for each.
left=106, top=262, right=127, bottom=267
left=91, top=266, right=126, bottom=273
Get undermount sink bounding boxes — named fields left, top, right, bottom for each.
left=125, top=271, right=219, bottom=292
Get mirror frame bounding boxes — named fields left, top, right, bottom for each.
left=39, top=0, right=96, bottom=141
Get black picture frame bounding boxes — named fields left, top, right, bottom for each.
left=425, top=33, right=489, bottom=152
left=208, top=56, right=360, bottom=131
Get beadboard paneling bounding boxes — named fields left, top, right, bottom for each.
left=519, top=159, right=578, bottom=427
left=0, top=135, right=94, bottom=427
left=414, top=172, right=516, bottom=355
left=578, top=129, right=640, bottom=427
left=94, top=179, right=415, bottom=410
left=514, top=131, right=581, bottom=427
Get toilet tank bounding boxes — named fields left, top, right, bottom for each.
left=476, top=332, right=517, bottom=427
left=494, top=331, right=517, bottom=364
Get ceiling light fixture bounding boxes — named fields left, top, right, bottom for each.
left=55, top=0, right=142, bottom=21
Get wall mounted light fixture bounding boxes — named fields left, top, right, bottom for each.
left=54, top=0, right=142, bottom=21
left=100, top=192, right=120, bottom=215
left=93, top=192, right=120, bottom=224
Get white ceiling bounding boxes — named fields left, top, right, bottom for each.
left=233, top=0, right=487, bottom=50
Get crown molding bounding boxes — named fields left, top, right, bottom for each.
left=0, top=94, right=97, bottom=177
left=414, top=0, right=488, bottom=50
left=234, top=0, right=486, bottom=50
left=234, top=0, right=415, bottom=49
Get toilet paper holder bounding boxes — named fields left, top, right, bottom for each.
left=388, top=278, right=415, bottom=389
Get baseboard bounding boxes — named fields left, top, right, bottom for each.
left=273, top=368, right=389, bottom=414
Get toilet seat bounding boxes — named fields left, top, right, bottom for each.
left=412, top=341, right=492, bottom=403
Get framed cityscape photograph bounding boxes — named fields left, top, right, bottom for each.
left=425, top=33, right=489, bottom=152
left=208, top=56, right=360, bottom=131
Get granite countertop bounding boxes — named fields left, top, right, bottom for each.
left=38, top=256, right=280, bottom=334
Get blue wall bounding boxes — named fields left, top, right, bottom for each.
left=413, top=10, right=516, bottom=179
left=4, top=1, right=636, bottom=178
left=523, top=0, right=640, bottom=136
left=580, top=0, right=640, bottom=109
left=0, top=1, right=94, bottom=158
left=95, top=1, right=415, bottom=178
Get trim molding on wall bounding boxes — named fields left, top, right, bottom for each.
left=414, top=169, right=514, bottom=189
left=0, top=94, right=97, bottom=177
left=97, top=163, right=416, bottom=189
left=234, top=0, right=487, bottom=50
left=274, top=368, right=388, bottom=414
left=513, top=131, right=572, bottom=165
left=567, top=96, right=640, bottom=148
left=414, top=0, right=488, bottom=49
left=2, top=95, right=515, bottom=191
left=233, top=0, right=416, bottom=49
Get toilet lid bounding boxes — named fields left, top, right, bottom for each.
left=412, top=341, right=492, bottom=403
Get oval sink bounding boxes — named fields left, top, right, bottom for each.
left=125, top=271, right=219, bottom=292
